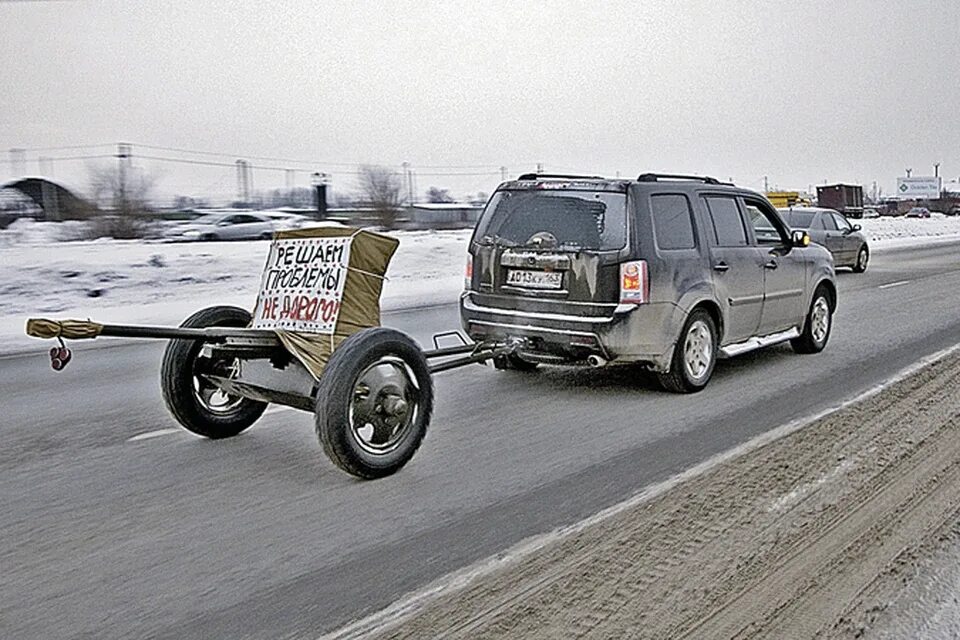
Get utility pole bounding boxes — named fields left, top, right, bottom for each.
left=9, top=148, right=26, bottom=178
left=116, top=143, right=132, bottom=214
left=763, top=175, right=769, bottom=193
left=236, top=159, right=251, bottom=205
left=500, top=166, right=507, bottom=181
left=934, top=162, right=940, bottom=178
left=536, top=163, right=544, bottom=174
left=401, top=162, right=411, bottom=204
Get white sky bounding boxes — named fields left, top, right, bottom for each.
left=1, top=0, right=958, bottom=203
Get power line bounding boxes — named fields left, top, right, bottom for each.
left=131, top=142, right=362, bottom=168
left=16, top=143, right=115, bottom=153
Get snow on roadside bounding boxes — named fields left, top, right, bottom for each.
left=0, top=221, right=470, bottom=355
left=2, top=215, right=960, bottom=356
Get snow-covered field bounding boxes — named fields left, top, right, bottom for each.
left=2, top=215, right=960, bottom=356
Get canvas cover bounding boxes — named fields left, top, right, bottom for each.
left=252, top=226, right=399, bottom=379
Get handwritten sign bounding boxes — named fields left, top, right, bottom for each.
left=252, top=235, right=353, bottom=333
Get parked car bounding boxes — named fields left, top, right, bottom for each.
left=862, top=207, right=881, bottom=219
left=164, top=212, right=275, bottom=241
left=777, top=207, right=870, bottom=273
left=905, top=207, right=931, bottom=218
left=460, top=173, right=837, bottom=393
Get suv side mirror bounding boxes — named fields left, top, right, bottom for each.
left=791, top=229, right=811, bottom=247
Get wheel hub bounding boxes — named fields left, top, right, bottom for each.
left=683, top=320, right=713, bottom=381
left=350, top=357, right=419, bottom=454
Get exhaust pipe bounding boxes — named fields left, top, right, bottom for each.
left=587, top=355, right=607, bottom=368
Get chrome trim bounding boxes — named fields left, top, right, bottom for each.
left=719, top=327, right=800, bottom=358
left=467, top=292, right=618, bottom=308
left=462, top=296, right=617, bottom=324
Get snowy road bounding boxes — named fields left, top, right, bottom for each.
left=3, top=241, right=960, bottom=639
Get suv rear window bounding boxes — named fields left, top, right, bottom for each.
left=475, top=190, right=627, bottom=251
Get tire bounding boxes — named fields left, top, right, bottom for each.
left=493, top=352, right=539, bottom=372
left=161, top=305, right=268, bottom=438
left=791, top=286, right=833, bottom=354
left=852, top=245, right=869, bottom=273
left=315, top=327, right=433, bottom=479
left=657, top=308, right=717, bottom=394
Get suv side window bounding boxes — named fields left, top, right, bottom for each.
left=743, top=199, right=789, bottom=245
left=703, top=196, right=748, bottom=247
left=822, top=213, right=838, bottom=231
left=650, top=194, right=696, bottom=250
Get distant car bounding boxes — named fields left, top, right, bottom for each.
left=778, top=207, right=870, bottom=273
left=164, top=212, right=275, bottom=241
left=949, top=206, right=960, bottom=217
left=862, top=207, right=881, bottom=219
left=905, top=207, right=931, bottom=218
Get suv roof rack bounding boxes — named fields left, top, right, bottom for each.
left=516, top=173, right=606, bottom=181
left=637, top=173, right=726, bottom=185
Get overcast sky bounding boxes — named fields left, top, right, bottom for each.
left=2, top=0, right=958, bottom=202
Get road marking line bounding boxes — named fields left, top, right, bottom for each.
left=878, top=280, right=910, bottom=289
left=127, top=428, right=180, bottom=442
left=319, top=341, right=960, bottom=640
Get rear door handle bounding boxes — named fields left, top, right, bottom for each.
left=713, top=262, right=730, bottom=272
left=765, top=260, right=778, bottom=270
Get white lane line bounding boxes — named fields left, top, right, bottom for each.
left=127, top=428, right=180, bottom=442
left=319, top=341, right=960, bottom=640
left=878, top=279, right=910, bottom=289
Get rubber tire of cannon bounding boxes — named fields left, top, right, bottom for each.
left=160, top=305, right=268, bottom=439
left=314, top=327, right=434, bottom=480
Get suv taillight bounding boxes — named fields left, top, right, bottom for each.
left=464, top=254, right=473, bottom=290
left=620, top=260, right=649, bottom=305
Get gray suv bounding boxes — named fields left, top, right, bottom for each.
left=460, top=173, right=837, bottom=392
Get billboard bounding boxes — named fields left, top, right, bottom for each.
left=896, top=177, right=941, bottom=199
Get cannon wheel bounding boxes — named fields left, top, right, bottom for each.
left=315, top=327, right=433, bottom=479
left=161, top=305, right=268, bottom=438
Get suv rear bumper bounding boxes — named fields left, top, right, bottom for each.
left=459, top=292, right=682, bottom=370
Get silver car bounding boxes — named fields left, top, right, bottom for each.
left=165, top=212, right=275, bottom=241
left=777, top=207, right=869, bottom=272
left=461, top=173, right=838, bottom=393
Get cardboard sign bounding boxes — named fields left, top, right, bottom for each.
left=252, top=235, right=353, bottom=333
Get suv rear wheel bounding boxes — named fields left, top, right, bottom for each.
left=658, top=308, right=717, bottom=394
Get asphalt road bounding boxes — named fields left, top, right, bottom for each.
left=4, top=242, right=960, bottom=639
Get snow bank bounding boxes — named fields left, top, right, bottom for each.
left=2, top=215, right=960, bottom=356
left=0, top=225, right=470, bottom=355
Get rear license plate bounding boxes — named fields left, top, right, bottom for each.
left=505, top=269, right=563, bottom=289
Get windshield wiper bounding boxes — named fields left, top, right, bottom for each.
left=479, top=234, right=518, bottom=247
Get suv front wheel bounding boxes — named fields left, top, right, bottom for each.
left=658, top=308, right=717, bottom=394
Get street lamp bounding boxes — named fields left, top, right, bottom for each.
left=311, top=172, right=329, bottom=221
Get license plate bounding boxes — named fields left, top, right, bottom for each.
left=506, top=269, right=563, bottom=289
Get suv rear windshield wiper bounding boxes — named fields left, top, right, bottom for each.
left=479, top=234, right=519, bottom=247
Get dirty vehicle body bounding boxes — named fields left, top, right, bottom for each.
left=460, top=173, right=838, bottom=392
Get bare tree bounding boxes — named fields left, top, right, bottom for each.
left=358, top=165, right=403, bottom=228
left=426, top=186, right=454, bottom=203
left=87, top=163, right=157, bottom=216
